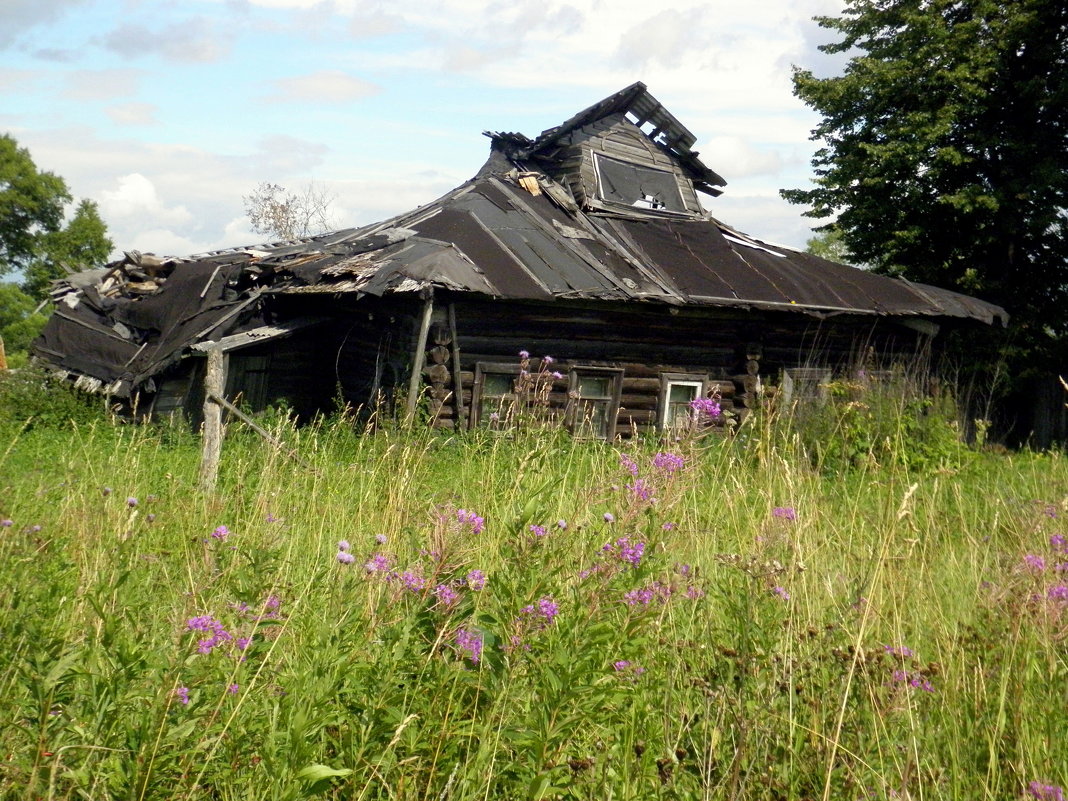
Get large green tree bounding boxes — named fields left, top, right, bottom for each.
left=0, top=134, right=112, bottom=300
left=783, top=0, right=1068, bottom=364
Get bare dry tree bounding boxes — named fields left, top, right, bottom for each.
left=242, top=182, right=338, bottom=241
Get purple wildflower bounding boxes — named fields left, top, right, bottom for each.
left=102, top=487, right=112, bottom=496
left=337, top=539, right=351, bottom=551
left=236, top=636, right=251, bottom=652
left=457, top=509, right=485, bottom=534
left=543, top=355, right=554, bottom=365
left=884, top=644, right=916, bottom=658
left=603, top=512, right=615, bottom=523
left=689, top=396, right=721, bottom=419
left=529, top=524, right=548, bottom=538
left=175, top=687, right=190, bottom=705
left=266, top=513, right=280, bottom=523
left=0, top=519, right=12, bottom=528
left=556, top=519, right=567, bottom=530
left=433, top=583, right=460, bottom=608
left=375, top=533, right=388, bottom=545
left=626, top=478, right=653, bottom=502
left=623, top=581, right=672, bottom=606
left=465, top=569, right=487, bottom=591
left=538, top=597, right=559, bottom=622
left=398, top=570, right=426, bottom=593
left=30, top=524, right=41, bottom=532
left=227, top=683, right=239, bottom=695
left=772, top=506, right=797, bottom=521
left=364, top=553, right=391, bottom=573
left=619, top=453, right=639, bottom=476
left=455, top=628, right=483, bottom=664
left=605, top=536, right=645, bottom=567
left=187, top=615, right=233, bottom=655
left=336, top=551, right=356, bottom=564
left=1023, top=554, right=1047, bottom=572
left=518, top=350, right=530, bottom=359
left=551, top=371, right=564, bottom=380
left=685, top=585, right=705, bottom=599
left=1051, top=534, right=1067, bottom=553
left=613, top=660, right=631, bottom=671
left=212, top=525, right=230, bottom=541
left=652, top=452, right=685, bottom=474
left=1048, top=585, right=1068, bottom=601
left=1028, top=781, right=1065, bottom=801
left=146, top=513, right=156, bottom=523
left=126, top=497, right=138, bottom=508
left=772, top=586, right=791, bottom=601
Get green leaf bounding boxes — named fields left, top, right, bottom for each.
left=297, top=764, right=353, bottom=782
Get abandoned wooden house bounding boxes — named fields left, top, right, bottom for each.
left=34, top=82, right=1007, bottom=438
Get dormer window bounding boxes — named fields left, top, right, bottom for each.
left=594, top=154, right=687, bottom=213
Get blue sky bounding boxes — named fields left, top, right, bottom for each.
left=2, top=0, right=848, bottom=258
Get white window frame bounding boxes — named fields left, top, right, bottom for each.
left=658, top=373, right=708, bottom=431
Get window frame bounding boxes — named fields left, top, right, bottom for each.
left=470, top=361, right=520, bottom=429
left=567, top=366, right=624, bottom=439
left=781, top=367, right=833, bottom=406
left=658, top=373, right=709, bottom=431
left=592, top=153, right=689, bottom=215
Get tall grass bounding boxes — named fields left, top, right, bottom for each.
left=0, top=404, right=1065, bottom=800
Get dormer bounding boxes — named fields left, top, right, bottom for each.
left=486, top=82, right=727, bottom=218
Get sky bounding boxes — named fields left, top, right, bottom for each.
left=1, top=0, right=850, bottom=260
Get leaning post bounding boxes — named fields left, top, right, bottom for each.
left=405, top=290, right=435, bottom=424
left=199, top=345, right=226, bottom=492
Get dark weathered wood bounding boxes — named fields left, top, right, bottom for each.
left=406, top=295, right=434, bottom=421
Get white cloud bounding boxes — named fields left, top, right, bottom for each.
left=62, top=69, right=143, bottom=100
left=264, top=70, right=379, bottom=104
left=0, top=0, right=88, bottom=49
left=98, top=17, right=230, bottom=63
left=100, top=173, right=194, bottom=228
left=106, top=102, right=158, bottom=126
left=701, top=136, right=784, bottom=179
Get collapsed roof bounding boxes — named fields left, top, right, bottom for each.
left=33, top=82, right=1008, bottom=397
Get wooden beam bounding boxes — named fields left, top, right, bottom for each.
left=405, top=293, right=434, bottom=421
left=448, top=303, right=465, bottom=425
left=198, top=346, right=226, bottom=492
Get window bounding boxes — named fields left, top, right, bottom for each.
left=471, top=362, right=519, bottom=428
left=659, top=374, right=707, bottom=430
left=568, top=367, right=623, bottom=439
left=781, top=368, right=832, bottom=405
left=594, top=154, right=686, bottom=213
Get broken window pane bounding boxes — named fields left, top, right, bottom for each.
left=594, top=154, right=686, bottom=212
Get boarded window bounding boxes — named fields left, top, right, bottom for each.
left=781, top=368, right=832, bottom=405
left=594, top=154, right=686, bottom=212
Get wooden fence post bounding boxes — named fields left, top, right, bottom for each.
left=199, top=346, right=226, bottom=492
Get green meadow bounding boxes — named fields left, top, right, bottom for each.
left=1, top=382, right=1066, bottom=800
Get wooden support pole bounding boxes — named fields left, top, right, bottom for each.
left=448, top=303, right=465, bottom=425
left=199, top=347, right=226, bottom=492
left=405, top=292, right=434, bottom=422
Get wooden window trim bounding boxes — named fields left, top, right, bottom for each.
left=567, top=366, right=624, bottom=439
left=658, top=373, right=709, bottom=431
left=470, top=361, right=520, bottom=429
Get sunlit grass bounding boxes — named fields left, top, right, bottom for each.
left=0, top=411, right=1065, bottom=800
